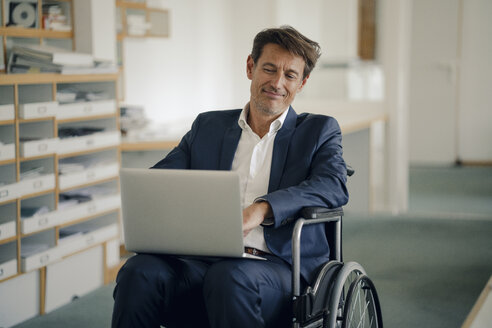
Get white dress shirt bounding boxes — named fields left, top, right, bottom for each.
left=231, top=103, right=289, bottom=253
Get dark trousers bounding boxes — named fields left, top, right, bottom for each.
left=111, top=253, right=294, bottom=328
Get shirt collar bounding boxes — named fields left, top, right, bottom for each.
left=238, top=102, right=289, bottom=134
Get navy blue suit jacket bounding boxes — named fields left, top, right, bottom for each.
left=152, top=107, right=348, bottom=282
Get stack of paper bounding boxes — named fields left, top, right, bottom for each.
left=58, top=229, right=84, bottom=244
left=21, top=243, right=50, bottom=257
left=56, top=89, right=78, bottom=103
left=7, top=44, right=118, bottom=74
left=56, top=89, right=110, bottom=104
left=20, top=166, right=45, bottom=180
left=58, top=185, right=115, bottom=209
left=21, top=206, right=50, bottom=218
left=120, top=104, right=149, bottom=135
left=58, top=156, right=114, bottom=175
left=127, top=15, right=151, bottom=36
left=58, top=127, right=105, bottom=139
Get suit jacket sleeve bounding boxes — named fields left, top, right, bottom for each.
left=261, top=116, right=349, bottom=229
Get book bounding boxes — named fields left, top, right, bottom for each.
left=9, top=53, right=63, bottom=72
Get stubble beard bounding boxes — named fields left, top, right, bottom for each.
left=251, top=93, right=285, bottom=117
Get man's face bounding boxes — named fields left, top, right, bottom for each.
left=247, top=43, right=308, bottom=117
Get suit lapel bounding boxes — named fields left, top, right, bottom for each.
left=219, top=124, right=242, bottom=170
left=268, top=107, right=297, bottom=192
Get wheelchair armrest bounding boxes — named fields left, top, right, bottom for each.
left=300, top=207, right=344, bottom=220
left=292, top=207, right=344, bottom=296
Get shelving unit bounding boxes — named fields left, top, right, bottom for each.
left=115, top=0, right=169, bottom=39
left=1, top=0, right=75, bottom=72
left=0, top=73, right=122, bottom=327
left=1, top=2, right=123, bottom=326
left=115, top=0, right=170, bottom=101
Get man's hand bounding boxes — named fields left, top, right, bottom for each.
left=242, top=201, right=273, bottom=236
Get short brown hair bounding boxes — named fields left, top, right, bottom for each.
left=251, top=25, right=321, bottom=79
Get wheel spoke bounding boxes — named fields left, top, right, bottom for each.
left=334, top=265, right=382, bottom=328
left=355, top=300, right=370, bottom=328
left=349, top=283, right=361, bottom=325
left=343, top=276, right=381, bottom=328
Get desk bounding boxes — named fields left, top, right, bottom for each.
left=120, top=103, right=387, bottom=212
left=120, top=140, right=179, bottom=152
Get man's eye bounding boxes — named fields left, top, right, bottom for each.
left=264, top=68, right=274, bottom=73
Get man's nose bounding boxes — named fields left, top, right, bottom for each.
left=270, top=72, right=284, bottom=90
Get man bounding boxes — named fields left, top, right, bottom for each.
left=112, top=26, right=348, bottom=328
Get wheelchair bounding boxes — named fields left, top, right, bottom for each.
left=291, top=206, right=383, bottom=327
left=291, top=170, right=383, bottom=328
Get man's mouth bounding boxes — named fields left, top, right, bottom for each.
left=262, top=88, right=284, bottom=98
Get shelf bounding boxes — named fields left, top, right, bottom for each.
left=0, top=34, right=122, bottom=325
left=18, top=117, right=57, bottom=124
left=19, top=153, right=56, bottom=162
left=117, top=8, right=170, bottom=40
left=57, top=144, right=120, bottom=159
left=0, top=27, right=73, bottom=39
left=0, top=195, right=16, bottom=206
left=57, top=111, right=117, bottom=124
left=115, top=1, right=146, bottom=9
left=0, top=158, right=16, bottom=166
left=117, top=31, right=169, bottom=39
left=0, top=236, right=17, bottom=246
left=19, top=188, right=56, bottom=201
left=59, top=175, right=119, bottom=193
left=0, top=73, right=119, bottom=85
left=58, top=207, right=120, bottom=229
left=115, top=1, right=170, bottom=102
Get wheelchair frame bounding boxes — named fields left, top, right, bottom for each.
left=291, top=207, right=383, bottom=328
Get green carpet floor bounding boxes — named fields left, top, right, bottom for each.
left=343, top=215, right=492, bottom=328
left=409, top=165, right=492, bottom=216
left=12, top=165, right=492, bottom=328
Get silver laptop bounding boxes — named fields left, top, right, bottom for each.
left=120, top=168, right=264, bottom=259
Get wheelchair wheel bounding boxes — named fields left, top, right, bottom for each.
left=325, top=262, right=382, bottom=328
left=342, top=274, right=382, bottom=328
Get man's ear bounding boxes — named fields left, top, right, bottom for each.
left=246, top=55, right=254, bottom=80
left=297, top=74, right=310, bottom=93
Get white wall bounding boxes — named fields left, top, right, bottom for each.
left=123, top=0, right=363, bottom=124
left=123, top=0, right=236, bottom=125
left=409, top=0, right=492, bottom=164
left=408, top=0, right=460, bottom=165
left=73, top=0, right=116, bottom=62
left=458, top=0, right=492, bottom=162
left=228, top=1, right=276, bottom=107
